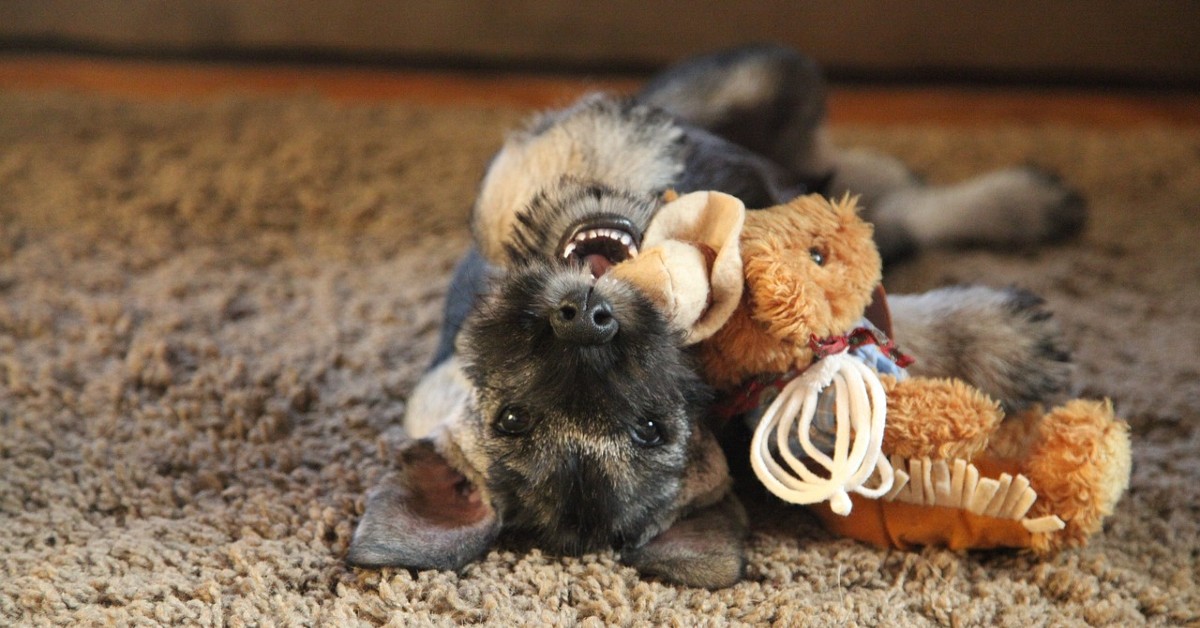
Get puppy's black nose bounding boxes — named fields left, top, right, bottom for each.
left=552, top=288, right=618, bottom=345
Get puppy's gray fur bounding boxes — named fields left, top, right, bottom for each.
left=348, top=45, right=1079, bottom=587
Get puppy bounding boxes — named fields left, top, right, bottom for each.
left=347, top=45, right=1078, bottom=587
left=351, top=188, right=750, bottom=587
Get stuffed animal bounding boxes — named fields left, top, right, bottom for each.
left=611, top=191, right=1131, bottom=553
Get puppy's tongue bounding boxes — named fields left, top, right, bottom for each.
left=586, top=254, right=613, bottom=278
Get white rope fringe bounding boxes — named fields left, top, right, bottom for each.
left=749, top=352, right=894, bottom=515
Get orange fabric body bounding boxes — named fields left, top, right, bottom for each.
left=810, top=458, right=1036, bottom=550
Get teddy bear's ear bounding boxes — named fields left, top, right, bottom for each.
left=611, top=191, right=745, bottom=343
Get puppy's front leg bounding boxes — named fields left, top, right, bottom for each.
left=409, top=244, right=493, bottom=439
left=404, top=357, right=474, bottom=439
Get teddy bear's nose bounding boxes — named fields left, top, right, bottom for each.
left=552, top=287, right=618, bottom=345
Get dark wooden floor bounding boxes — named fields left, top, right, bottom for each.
left=2, top=53, right=1199, bottom=127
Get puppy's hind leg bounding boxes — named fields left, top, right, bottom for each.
left=831, top=151, right=1087, bottom=261
left=888, top=285, right=1074, bottom=413
left=636, top=44, right=834, bottom=184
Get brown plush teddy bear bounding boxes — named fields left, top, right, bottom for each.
left=612, top=191, right=1131, bottom=553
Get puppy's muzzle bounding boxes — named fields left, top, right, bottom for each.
left=552, top=287, right=618, bottom=345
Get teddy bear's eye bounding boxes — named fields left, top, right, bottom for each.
left=809, top=247, right=827, bottom=266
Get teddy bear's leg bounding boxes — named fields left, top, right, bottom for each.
left=889, top=285, right=1074, bottom=412
left=1019, top=399, right=1132, bottom=553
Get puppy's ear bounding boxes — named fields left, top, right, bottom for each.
left=621, top=492, right=749, bottom=589
left=346, top=438, right=499, bottom=571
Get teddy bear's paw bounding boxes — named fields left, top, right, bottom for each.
left=881, top=375, right=1002, bottom=461
left=890, top=285, right=1073, bottom=411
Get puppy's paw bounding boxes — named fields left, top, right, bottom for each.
left=891, top=285, right=1074, bottom=412
left=1015, top=166, right=1088, bottom=243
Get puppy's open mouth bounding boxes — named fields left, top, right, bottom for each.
left=558, top=217, right=641, bottom=278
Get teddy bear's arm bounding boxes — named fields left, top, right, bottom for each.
left=878, top=375, right=1003, bottom=461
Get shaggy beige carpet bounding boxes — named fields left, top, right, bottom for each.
left=1, top=91, right=1197, bottom=627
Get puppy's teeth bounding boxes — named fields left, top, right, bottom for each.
left=562, top=242, right=577, bottom=258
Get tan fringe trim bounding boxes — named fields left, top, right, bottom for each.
left=882, top=455, right=1065, bottom=533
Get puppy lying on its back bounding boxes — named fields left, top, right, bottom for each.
left=347, top=46, right=1080, bottom=587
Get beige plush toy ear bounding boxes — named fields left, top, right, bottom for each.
left=610, top=191, right=745, bottom=344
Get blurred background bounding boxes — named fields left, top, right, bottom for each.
left=0, top=2, right=1197, bottom=122
left=3, top=1, right=1199, bottom=83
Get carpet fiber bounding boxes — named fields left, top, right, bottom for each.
left=1, top=91, right=1197, bottom=626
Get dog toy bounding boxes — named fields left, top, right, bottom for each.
left=612, top=191, right=1131, bottom=553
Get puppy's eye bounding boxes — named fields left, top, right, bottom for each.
left=494, top=407, right=535, bottom=436
left=630, top=417, right=665, bottom=447
left=809, top=247, right=827, bottom=266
